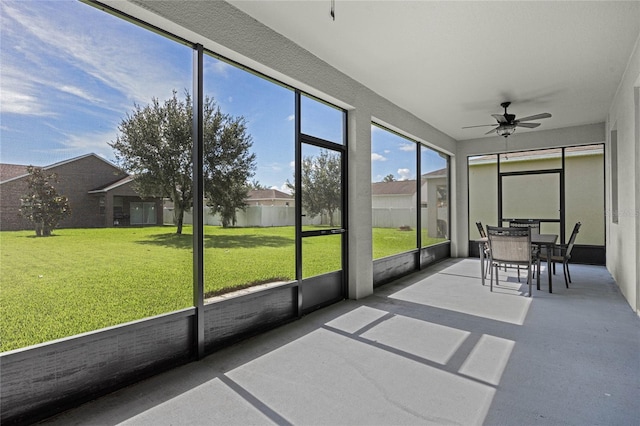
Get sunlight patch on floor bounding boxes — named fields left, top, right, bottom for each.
left=388, top=269, right=532, bottom=325
left=459, top=334, right=515, bottom=386
left=360, top=315, right=470, bottom=365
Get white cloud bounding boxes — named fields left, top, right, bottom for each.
left=0, top=89, right=51, bottom=116
left=289, top=161, right=295, bottom=169
left=384, top=149, right=391, bottom=154
left=371, top=153, right=386, bottom=162
left=399, top=143, right=416, bottom=152
left=287, top=114, right=295, bottom=121
left=1, top=1, right=190, bottom=110
left=59, top=129, right=118, bottom=161
left=58, top=85, right=100, bottom=103
left=207, top=59, right=232, bottom=77
left=397, top=168, right=412, bottom=180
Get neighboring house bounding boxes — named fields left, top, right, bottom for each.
left=0, top=153, right=163, bottom=231
left=245, top=189, right=293, bottom=207
left=371, top=168, right=447, bottom=209
left=371, top=168, right=448, bottom=237
left=371, top=179, right=422, bottom=209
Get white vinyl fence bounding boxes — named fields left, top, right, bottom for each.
left=165, top=205, right=322, bottom=227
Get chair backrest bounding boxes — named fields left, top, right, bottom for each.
left=565, top=222, right=581, bottom=258
left=486, top=226, right=531, bottom=263
left=509, top=219, right=540, bottom=235
left=475, top=221, right=487, bottom=238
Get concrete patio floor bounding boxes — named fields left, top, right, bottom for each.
left=40, top=259, right=640, bottom=425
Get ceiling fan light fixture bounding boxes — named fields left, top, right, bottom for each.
left=496, top=124, right=516, bottom=138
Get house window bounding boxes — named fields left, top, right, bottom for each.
left=99, top=197, right=105, bottom=215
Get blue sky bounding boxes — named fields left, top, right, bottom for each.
left=1, top=0, right=445, bottom=190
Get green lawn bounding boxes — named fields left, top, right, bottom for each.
left=0, top=225, right=445, bottom=352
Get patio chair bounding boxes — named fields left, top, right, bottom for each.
left=476, top=222, right=490, bottom=278
left=539, top=222, right=581, bottom=288
left=486, top=226, right=538, bottom=297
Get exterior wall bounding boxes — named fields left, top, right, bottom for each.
left=0, top=177, right=32, bottom=231
left=49, top=156, right=127, bottom=229
left=565, top=152, right=605, bottom=245
left=606, top=34, right=640, bottom=314
left=0, top=155, right=127, bottom=231
left=371, top=193, right=414, bottom=209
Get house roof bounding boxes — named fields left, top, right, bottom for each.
left=371, top=180, right=418, bottom=196
left=88, top=176, right=135, bottom=193
left=0, top=164, right=29, bottom=183
left=0, top=153, right=123, bottom=184
left=247, top=189, right=293, bottom=200
left=421, top=168, right=447, bottom=179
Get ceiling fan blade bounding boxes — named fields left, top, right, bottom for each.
left=517, top=112, right=552, bottom=122
left=462, top=124, right=498, bottom=129
left=491, top=114, right=507, bottom=123
left=485, top=128, right=498, bottom=135
left=516, top=122, right=541, bottom=128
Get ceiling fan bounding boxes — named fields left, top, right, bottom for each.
left=463, top=102, right=552, bottom=138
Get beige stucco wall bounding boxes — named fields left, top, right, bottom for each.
left=468, top=152, right=605, bottom=245
left=458, top=123, right=606, bottom=258
left=565, top=153, right=605, bottom=245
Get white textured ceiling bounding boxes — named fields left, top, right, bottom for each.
left=229, top=1, right=640, bottom=141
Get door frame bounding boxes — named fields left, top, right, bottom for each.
left=498, top=167, right=565, bottom=244
left=295, top=90, right=348, bottom=314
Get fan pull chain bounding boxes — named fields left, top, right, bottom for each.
left=330, top=0, right=335, bottom=20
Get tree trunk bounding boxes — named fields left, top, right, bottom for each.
left=175, top=206, right=184, bottom=235
left=34, top=222, right=43, bottom=237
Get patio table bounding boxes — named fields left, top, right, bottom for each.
left=477, top=233, right=558, bottom=293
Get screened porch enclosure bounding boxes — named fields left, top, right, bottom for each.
left=468, top=145, right=605, bottom=264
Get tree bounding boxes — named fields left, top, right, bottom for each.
left=203, top=116, right=256, bottom=227
left=383, top=174, right=396, bottom=182
left=19, top=166, right=71, bottom=236
left=111, top=90, right=255, bottom=233
left=287, top=149, right=341, bottom=226
left=248, top=179, right=268, bottom=190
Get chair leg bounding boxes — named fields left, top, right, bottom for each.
left=484, top=256, right=490, bottom=279
left=527, top=265, right=532, bottom=297
left=517, top=265, right=521, bottom=282
left=536, top=258, right=541, bottom=291
left=566, top=262, right=572, bottom=284
left=563, top=262, right=570, bottom=288
left=490, top=263, right=494, bottom=292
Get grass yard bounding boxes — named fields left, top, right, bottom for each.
left=0, top=225, right=445, bottom=352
